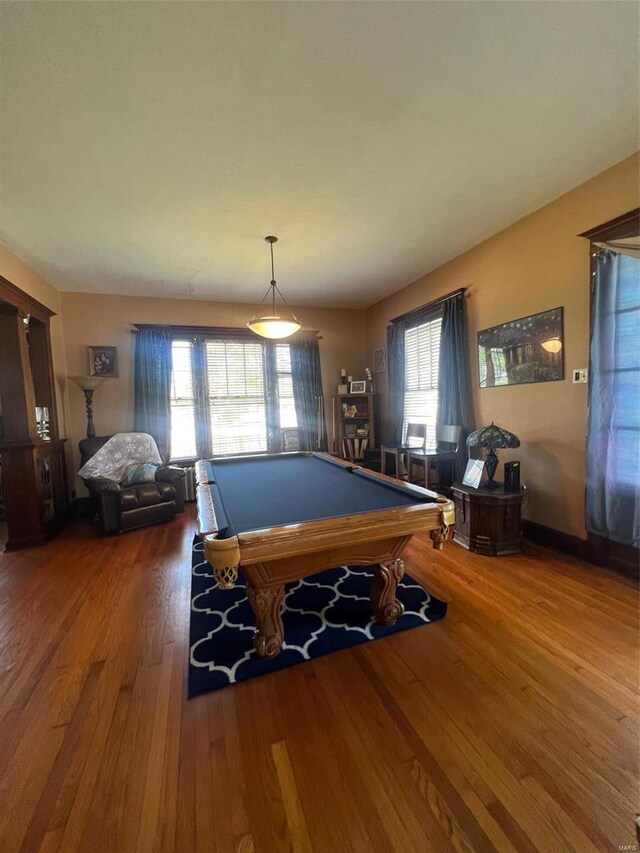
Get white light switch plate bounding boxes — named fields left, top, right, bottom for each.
left=572, top=368, right=588, bottom=384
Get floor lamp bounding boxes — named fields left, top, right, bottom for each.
left=70, top=376, right=105, bottom=437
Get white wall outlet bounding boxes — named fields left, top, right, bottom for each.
left=572, top=368, right=588, bottom=384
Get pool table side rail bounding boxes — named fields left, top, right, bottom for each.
left=194, top=452, right=317, bottom=486
left=196, top=452, right=444, bottom=501
left=198, top=488, right=454, bottom=567
left=194, top=459, right=214, bottom=486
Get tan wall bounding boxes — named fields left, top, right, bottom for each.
left=365, top=153, right=640, bottom=540
left=0, top=244, right=69, bottom=439
left=61, top=292, right=367, bottom=493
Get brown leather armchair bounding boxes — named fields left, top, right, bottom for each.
left=79, top=435, right=186, bottom=534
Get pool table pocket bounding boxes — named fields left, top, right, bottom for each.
left=202, top=534, right=241, bottom=589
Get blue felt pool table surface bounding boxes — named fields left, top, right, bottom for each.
left=199, top=453, right=436, bottom=538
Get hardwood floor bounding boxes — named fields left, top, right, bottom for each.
left=0, top=506, right=637, bottom=852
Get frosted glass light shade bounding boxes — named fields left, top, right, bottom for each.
left=70, top=375, right=106, bottom=391
left=247, top=316, right=302, bottom=339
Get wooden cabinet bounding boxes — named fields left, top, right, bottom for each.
left=335, top=393, right=378, bottom=462
left=0, top=276, right=69, bottom=549
left=452, top=483, right=525, bottom=555
left=0, top=440, right=69, bottom=549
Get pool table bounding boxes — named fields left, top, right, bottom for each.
left=196, top=452, right=454, bottom=659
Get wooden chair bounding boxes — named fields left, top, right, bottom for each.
left=380, top=422, right=427, bottom=479
left=407, top=425, right=462, bottom=490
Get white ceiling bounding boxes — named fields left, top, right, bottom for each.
left=1, top=2, right=638, bottom=309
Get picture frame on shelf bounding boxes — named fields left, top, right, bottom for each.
left=373, top=348, right=386, bottom=373
left=349, top=380, right=366, bottom=394
left=462, top=459, right=485, bottom=489
left=89, top=345, right=118, bottom=378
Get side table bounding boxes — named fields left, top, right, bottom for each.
left=451, top=482, right=525, bottom=555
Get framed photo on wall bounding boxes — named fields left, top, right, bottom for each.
left=89, top=345, right=118, bottom=378
left=478, top=307, right=564, bottom=388
left=373, top=347, right=386, bottom=373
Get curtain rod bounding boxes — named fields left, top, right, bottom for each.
left=131, top=323, right=322, bottom=338
left=389, top=287, right=467, bottom=325
left=579, top=207, right=639, bottom=242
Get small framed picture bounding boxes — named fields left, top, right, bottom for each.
left=462, top=459, right=485, bottom=489
left=349, top=380, right=366, bottom=394
left=89, top=345, right=118, bottom=377
left=373, top=347, right=386, bottom=373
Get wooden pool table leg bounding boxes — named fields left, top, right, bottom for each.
left=246, top=583, right=285, bottom=659
left=370, top=559, right=405, bottom=625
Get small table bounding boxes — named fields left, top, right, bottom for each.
left=406, top=447, right=457, bottom=490
left=380, top=444, right=413, bottom=479
left=196, top=452, right=455, bottom=658
left=451, top=482, right=525, bottom=555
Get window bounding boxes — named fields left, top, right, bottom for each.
left=169, top=335, right=298, bottom=460
left=169, top=340, right=197, bottom=460
left=404, top=316, right=442, bottom=447
left=276, top=344, right=297, bottom=430
left=595, top=253, right=640, bottom=492
left=583, top=208, right=640, bottom=548
left=206, top=339, right=267, bottom=455
left=610, top=256, right=640, bottom=492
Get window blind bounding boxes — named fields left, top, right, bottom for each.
left=206, top=340, right=268, bottom=455
left=169, top=335, right=300, bottom=460
left=170, top=340, right=197, bottom=459
left=404, top=317, right=442, bottom=447
left=276, top=344, right=297, bottom=430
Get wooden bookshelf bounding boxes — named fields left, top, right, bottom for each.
left=335, top=392, right=378, bottom=461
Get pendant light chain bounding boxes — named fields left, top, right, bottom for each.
left=270, top=239, right=276, bottom=314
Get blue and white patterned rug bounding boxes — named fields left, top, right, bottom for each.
left=188, top=536, right=447, bottom=696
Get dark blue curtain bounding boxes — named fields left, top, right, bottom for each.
left=586, top=250, right=640, bottom=547
left=386, top=322, right=405, bottom=445
left=133, top=327, right=172, bottom=462
left=437, top=292, right=475, bottom=477
left=290, top=336, right=327, bottom=451
left=437, top=294, right=472, bottom=427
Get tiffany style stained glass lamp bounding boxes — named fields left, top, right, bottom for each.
left=466, top=422, right=520, bottom=489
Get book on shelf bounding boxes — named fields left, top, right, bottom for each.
left=342, top=437, right=369, bottom=460
left=357, top=438, right=368, bottom=458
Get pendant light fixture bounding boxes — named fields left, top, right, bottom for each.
left=247, top=236, right=302, bottom=339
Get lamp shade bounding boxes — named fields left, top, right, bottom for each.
left=466, top=422, right=520, bottom=450
left=70, top=375, right=106, bottom=392
left=247, top=316, right=302, bottom=340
